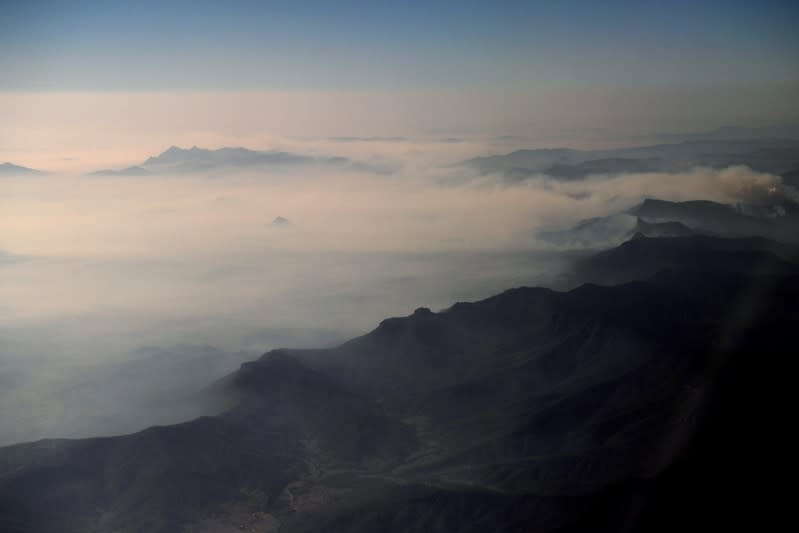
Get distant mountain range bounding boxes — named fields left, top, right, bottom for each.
left=652, top=123, right=799, bottom=142
left=0, top=250, right=24, bottom=265
left=0, top=162, right=44, bottom=176
left=91, top=145, right=389, bottom=176
left=1, top=226, right=796, bottom=532
left=462, top=138, right=799, bottom=183
left=90, top=165, right=150, bottom=177
left=540, top=197, right=799, bottom=249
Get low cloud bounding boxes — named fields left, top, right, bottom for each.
left=1, top=138, right=796, bottom=445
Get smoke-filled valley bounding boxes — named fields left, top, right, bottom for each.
left=5, top=2, right=799, bottom=530
left=2, top=134, right=797, bottom=449
left=1, top=119, right=798, bottom=532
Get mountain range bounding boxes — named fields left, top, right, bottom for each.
left=0, top=225, right=795, bottom=531
left=90, top=146, right=388, bottom=176
left=651, top=123, right=799, bottom=142
left=463, top=138, right=799, bottom=183
left=0, top=162, right=44, bottom=176
left=539, top=197, right=799, bottom=249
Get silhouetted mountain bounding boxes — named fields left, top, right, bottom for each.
left=463, top=138, right=799, bottom=181
left=90, top=166, right=151, bottom=176
left=466, top=148, right=581, bottom=180
left=633, top=217, right=695, bottom=238
left=272, top=216, right=291, bottom=226
left=1, top=235, right=797, bottom=532
left=653, top=122, right=799, bottom=142
left=0, top=162, right=44, bottom=175
left=633, top=198, right=743, bottom=222
left=632, top=198, right=799, bottom=242
left=538, top=214, right=636, bottom=249
left=543, top=158, right=662, bottom=180
left=90, top=145, right=387, bottom=175
left=539, top=214, right=695, bottom=249
left=542, top=197, right=799, bottom=249
left=573, top=233, right=799, bottom=285
left=143, top=145, right=316, bottom=172
left=552, top=279, right=797, bottom=532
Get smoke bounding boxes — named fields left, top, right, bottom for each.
left=713, top=166, right=799, bottom=205
left=1, top=135, right=795, bottom=446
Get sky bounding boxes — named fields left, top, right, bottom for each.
left=2, top=0, right=799, bottom=171
left=1, top=0, right=798, bottom=91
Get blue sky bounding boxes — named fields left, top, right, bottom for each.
left=2, top=0, right=798, bottom=90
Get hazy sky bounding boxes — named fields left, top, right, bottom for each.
left=2, top=0, right=799, bottom=171
left=2, top=0, right=798, bottom=90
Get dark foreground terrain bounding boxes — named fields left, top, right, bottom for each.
left=1, top=233, right=797, bottom=532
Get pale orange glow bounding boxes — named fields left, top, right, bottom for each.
left=4, top=86, right=798, bottom=172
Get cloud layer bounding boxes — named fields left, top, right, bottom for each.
left=1, top=135, right=796, bottom=445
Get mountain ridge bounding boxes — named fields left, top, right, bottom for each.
left=539, top=197, right=799, bottom=249
left=463, top=138, right=799, bottom=182
left=90, top=145, right=390, bottom=176
left=0, top=162, right=44, bottom=175
left=1, top=234, right=796, bottom=532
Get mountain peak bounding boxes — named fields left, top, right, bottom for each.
left=0, top=162, right=43, bottom=175
left=93, top=144, right=376, bottom=175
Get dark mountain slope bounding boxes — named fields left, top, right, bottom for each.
left=287, top=267, right=799, bottom=532
left=557, top=272, right=798, bottom=532
left=0, top=354, right=411, bottom=532
left=633, top=217, right=694, bottom=238
left=0, top=416, right=298, bottom=532
left=540, top=197, right=799, bottom=250
left=229, top=352, right=415, bottom=463
left=1, top=235, right=797, bottom=532
left=631, top=198, right=799, bottom=241
left=538, top=214, right=696, bottom=249
left=573, top=233, right=799, bottom=285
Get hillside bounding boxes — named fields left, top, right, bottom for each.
left=0, top=235, right=797, bottom=532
